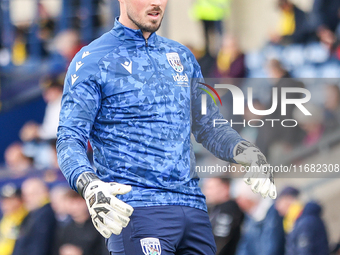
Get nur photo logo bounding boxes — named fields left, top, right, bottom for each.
left=199, top=82, right=312, bottom=128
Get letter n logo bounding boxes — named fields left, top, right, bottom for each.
left=199, top=82, right=223, bottom=115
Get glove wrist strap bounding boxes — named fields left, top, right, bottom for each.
left=76, top=172, right=100, bottom=198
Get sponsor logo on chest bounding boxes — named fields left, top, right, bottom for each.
left=172, top=73, right=188, bottom=82
left=167, top=52, right=189, bottom=87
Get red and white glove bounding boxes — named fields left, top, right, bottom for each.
left=77, top=172, right=134, bottom=238
left=233, top=141, right=277, bottom=199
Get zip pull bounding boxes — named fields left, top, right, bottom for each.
left=145, top=38, right=148, bottom=47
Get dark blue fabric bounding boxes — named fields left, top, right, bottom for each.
left=285, top=202, right=329, bottom=255
left=235, top=204, right=285, bottom=255
left=12, top=203, right=57, bottom=255
left=311, top=0, right=340, bottom=32
left=261, top=205, right=285, bottom=255
left=107, top=205, right=216, bottom=255
left=291, top=6, right=311, bottom=44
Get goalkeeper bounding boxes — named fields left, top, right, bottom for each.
left=56, top=0, right=276, bottom=254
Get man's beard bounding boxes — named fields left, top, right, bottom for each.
left=127, top=9, right=163, bottom=33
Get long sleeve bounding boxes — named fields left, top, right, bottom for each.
left=57, top=66, right=101, bottom=191
left=191, top=57, right=243, bottom=162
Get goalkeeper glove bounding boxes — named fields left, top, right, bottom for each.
left=233, top=141, right=277, bottom=199
left=76, top=172, right=134, bottom=238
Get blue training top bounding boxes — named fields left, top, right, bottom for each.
left=57, top=18, right=243, bottom=211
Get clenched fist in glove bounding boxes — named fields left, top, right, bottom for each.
left=76, top=172, right=134, bottom=238
left=233, top=141, right=277, bottom=199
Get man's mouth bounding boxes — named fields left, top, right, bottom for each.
left=147, top=10, right=161, bottom=19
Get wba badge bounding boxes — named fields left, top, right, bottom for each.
left=166, top=52, right=184, bottom=73
left=140, top=237, right=162, bottom=255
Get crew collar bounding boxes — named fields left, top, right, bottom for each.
left=110, top=17, right=158, bottom=47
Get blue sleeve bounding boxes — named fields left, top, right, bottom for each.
left=191, top=57, right=243, bottom=162
left=56, top=60, right=101, bottom=191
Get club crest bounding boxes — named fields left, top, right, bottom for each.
left=140, top=237, right=162, bottom=255
left=166, top=53, right=184, bottom=73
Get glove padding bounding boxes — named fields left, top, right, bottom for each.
left=233, top=141, right=277, bottom=199
left=77, top=172, right=134, bottom=238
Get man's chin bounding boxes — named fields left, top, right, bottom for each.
left=142, top=23, right=161, bottom=33
left=128, top=14, right=162, bottom=34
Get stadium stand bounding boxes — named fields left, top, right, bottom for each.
left=1, top=0, right=340, bottom=253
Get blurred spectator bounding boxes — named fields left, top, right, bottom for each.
left=36, top=3, right=56, bottom=58
left=203, top=178, right=244, bottom=255
left=270, top=0, right=312, bottom=45
left=256, top=59, right=305, bottom=158
left=12, top=26, right=28, bottom=66
left=3, top=143, right=33, bottom=177
left=50, top=185, right=72, bottom=227
left=12, top=3, right=55, bottom=62
left=59, top=244, right=83, bottom=255
left=53, top=29, right=82, bottom=64
left=311, top=0, right=340, bottom=33
left=317, top=26, right=338, bottom=52
left=53, top=190, right=108, bottom=255
left=293, top=103, right=324, bottom=147
left=82, top=0, right=105, bottom=37
left=211, top=35, right=246, bottom=79
left=48, top=139, right=62, bottom=170
left=324, top=84, right=340, bottom=132
left=191, top=0, right=231, bottom=56
left=310, top=0, right=340, bottom=55
left=20, top=75, right=64, bottom=142
left=234, top=181, right=285, bottom=255
left=276, top=186, right=329, bottom=255
left=275, top=186, right=302, bottom=233
left=0, top=184, right=27, bottom=255
left=12, top=178, right=56, bottom=255
left=61, top=0, right=104, bottom=37
left=20, top=75, right=64, bottom=169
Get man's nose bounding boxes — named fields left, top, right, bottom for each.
left=150, top=0, right=162, bottom=6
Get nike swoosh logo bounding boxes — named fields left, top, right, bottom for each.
left=71, top=74, right=79, bottom=85
left=121, top=61, right=132, bottom=74
left=82, top=51, right=91, bottom=59
left=76, top=61, right=84, bottom=71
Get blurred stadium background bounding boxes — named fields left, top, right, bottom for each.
left=1, top=0, right=340, bottom=254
